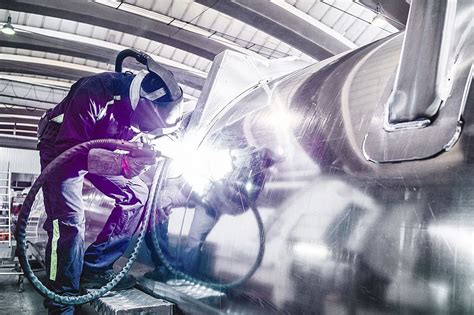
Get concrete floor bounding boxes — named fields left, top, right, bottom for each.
left=0, top=274, right=98, bottom=315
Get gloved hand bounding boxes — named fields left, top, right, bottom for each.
left=121, top=154, right=156, bottom=179
left=88, top=148, right=156, bottom=178
left=156, top=202, right=173, bottom=223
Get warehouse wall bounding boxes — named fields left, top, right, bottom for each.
left=0, top=147, right=40, bottom=174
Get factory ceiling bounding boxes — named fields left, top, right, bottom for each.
left=0, top=0, right=401, bottom=150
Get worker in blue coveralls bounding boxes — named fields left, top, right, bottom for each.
left=37, top=60, right=183, bottom=314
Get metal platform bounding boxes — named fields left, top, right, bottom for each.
left=90, top=288, right=174, bottom=315
left=137, top=277, right=226, bottom=315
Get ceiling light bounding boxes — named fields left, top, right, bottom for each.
left=372, top=15, right=387, bottom=27
left=1, top=16, right=15, bottom=35
left=371, top=3, right=387, bottom=28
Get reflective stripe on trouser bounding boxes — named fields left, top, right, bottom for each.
left=49, top=219, right=60, bottom=281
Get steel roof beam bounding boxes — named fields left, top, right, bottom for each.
left=0, top=96, right=56, bottom=111
left=0, top=59, right=93, bottom=81
left=0, top=134, right=37, bottom=150
left=0, top=107, right=45, bottom=118
left=0, top=78, right=68, bottom=110
left=1, top=0, right=226, bottom=60
left=196, top=0, right=355, bottom=60
left=0, top=126, right=36, bottom=135
left=0, top=116, right=40, bottom=125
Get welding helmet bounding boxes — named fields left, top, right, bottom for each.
left=129, top=57, right=184, bottom=136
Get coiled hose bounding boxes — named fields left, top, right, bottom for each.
left=149, top=166, right=266, bottom=291
left=16, top=139, right=166, bottom=305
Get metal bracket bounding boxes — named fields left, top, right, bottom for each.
left=362, top=0, right=473, bottom=163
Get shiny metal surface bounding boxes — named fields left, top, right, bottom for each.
left=30, top=9, right=474, bottom=314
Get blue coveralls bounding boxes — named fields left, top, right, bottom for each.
left=38, top=72, right=149, bottom=314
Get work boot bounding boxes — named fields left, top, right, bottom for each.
left=81, top=269, right=136, bottom=291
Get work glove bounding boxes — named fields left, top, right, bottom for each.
left=88, top=148, right=156, bottom=178
left=156, top=200, right=173, bottom=223
left=121, top=154, right=156, bottom=179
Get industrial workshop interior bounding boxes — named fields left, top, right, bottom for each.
left=0, top=0, right=473, bottom=314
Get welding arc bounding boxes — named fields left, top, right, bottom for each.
left=149, top=165, right=266, bottom=291
left=15, top=139, right=166, bottom=305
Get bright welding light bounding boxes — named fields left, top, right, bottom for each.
left=151, top=135, right=233, bottom=196
left=178, top=149, right=233, bottom=196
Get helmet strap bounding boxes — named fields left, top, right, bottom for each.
left=129, top=70, right=147, bottom=110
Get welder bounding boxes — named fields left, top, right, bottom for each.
left=37, top=58, right=183, bottom=314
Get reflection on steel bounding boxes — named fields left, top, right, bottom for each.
left=29, top=3, right=474, bottom=313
